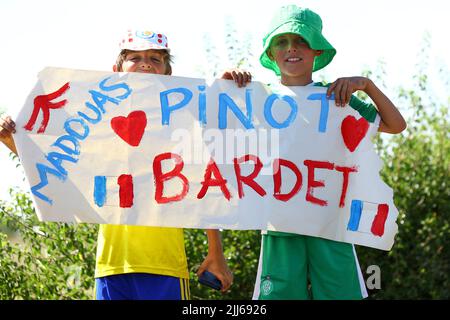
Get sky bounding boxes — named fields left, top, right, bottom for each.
left=0, top=0, right=449, bottom=200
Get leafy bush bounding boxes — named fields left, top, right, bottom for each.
left=0, top=188, right=97, bottom=299
left=356, top=81, right=449, bottom=300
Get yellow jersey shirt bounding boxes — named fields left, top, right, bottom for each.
left=95, top=224, right=189, bottom=279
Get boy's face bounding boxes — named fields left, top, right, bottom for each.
left=114, top=49, right=169, bottom=75
left=268, top=33, right=322, bottom=84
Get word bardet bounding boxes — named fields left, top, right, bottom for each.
left=93, top=152, right=358, bottom=208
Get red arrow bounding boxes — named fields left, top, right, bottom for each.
left=24, top=82, right=70, bottom=133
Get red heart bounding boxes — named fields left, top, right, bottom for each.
left=111, top=110, right=147, bottom=147
left=341, top=115, right=369, bottom=152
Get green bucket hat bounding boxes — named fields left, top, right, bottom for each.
left=260, top=5, right=336, bottom=75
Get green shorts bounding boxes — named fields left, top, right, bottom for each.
left=256, top=232, right=366, bottom=300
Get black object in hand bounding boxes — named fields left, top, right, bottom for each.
left=198, top=270, right=222, bottom=290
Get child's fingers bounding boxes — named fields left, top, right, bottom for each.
left=345, top=84, right=354, bottom=106
left=220, top=70, right=233, bottom=80
left=244, top=71, right=252, bottom=84
left=221, top=69, right=251, bottom=87
left=334, top=81, right=345, bottom=106
left=235, top=72, right=244, bottom=87
left=241, top=73, right=249, bottom=86
left=327, top=82, right=336, bottom=98
left=219, top=278, right=229, bottom=292
left=218, top=274, right=232, bottom=292
left=196, top=265, right=206, bottom=277
left=0, top=117, right=16, bottom=135
left=340, top=81, right=349, bottom=106
left=229, top=70, right=237, bottom=83
left=3, top=116, right=15, bottom=126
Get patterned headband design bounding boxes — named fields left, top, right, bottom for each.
left=119, top=30, right=169, bottom=51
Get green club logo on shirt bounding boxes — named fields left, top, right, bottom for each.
left=261, top=277, right=273, bottom=296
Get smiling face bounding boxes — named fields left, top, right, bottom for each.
left=113, top=49, right=171, bottom=75
left=268, top=33, right=322, bottom=86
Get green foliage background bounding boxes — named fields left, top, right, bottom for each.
left=0, top=189, right=97, bottom=299
left=355, top=52, right=450, bottom=299
left=0, top=30, right=448, bottom=299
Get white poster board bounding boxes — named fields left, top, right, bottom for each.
left=14, top=67, right=399, bottom=250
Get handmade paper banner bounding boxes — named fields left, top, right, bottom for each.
left=13, top=67, right=399, bottom=250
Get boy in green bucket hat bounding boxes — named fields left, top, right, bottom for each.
left=253, top=5, right=406, bottom=300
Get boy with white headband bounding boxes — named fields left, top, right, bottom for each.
left=96, top=29, right=236, bottom=300
left=253, top=6, right=406, bottom=300
left=0, top=29, right=251, bottom=300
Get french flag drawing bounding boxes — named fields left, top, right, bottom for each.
left=347, top=200, right=389, bottom=237
left=94, top=174, right=134, bottom=208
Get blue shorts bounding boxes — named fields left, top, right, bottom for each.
left=95, top=273, right=190, bottom=300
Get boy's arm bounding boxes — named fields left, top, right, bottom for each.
left=0, top=116, right=18, bottom=155
left=197, top=229, right=233, bottom=292
left=327, top=77, right=407, bottom=134
left=195, top=69, right=249, bottom=292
